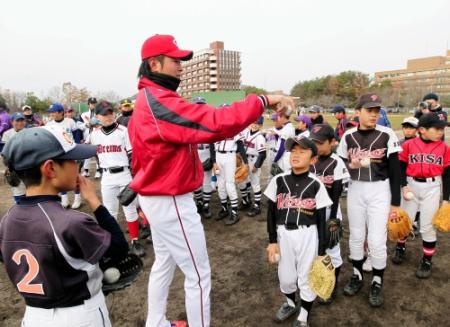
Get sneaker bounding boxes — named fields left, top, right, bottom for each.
left=82, top=169, right=90, bottom=177
left=202, top=205, right=212, bottom=219
left=196, top=201, right=203, bottom=214
left=216, top=207, right=229, bottom=220
left=293, top=320, right=309, bottom=327
left=238, top=200, right=251, bottom=210
left=130, top=240, right=145, bottom=257
left=368, top=282, right=384, bottom=307
left=246, top=204, right=261, bottom=217
left=362, top=256, right=372, bottom=272
left=416, top=258, right=432, bottom=279
left=71, top=194, right=82, bottom=209
left=391, top=246, right=406, bottom=265
left=225, top=210, right=239, bottom=226
left=170, top=321, right=187, bottom=327
left=343, top=274, right=363, bottom=296
left=61, top=194, right=69, bottom=208
left=94, top=170, right=102, bottom=179
left=275, top=302, right=298, bottom=322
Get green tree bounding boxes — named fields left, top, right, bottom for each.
left=242, top=85, right=267, bottom=95
left=24, top=92, right=51, bottom=114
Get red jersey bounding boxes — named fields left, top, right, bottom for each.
left=128, top=77, right=267, bottom=196
left=399, top=137, right=450, bottom=178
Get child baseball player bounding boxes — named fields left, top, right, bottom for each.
left=336, top=93, right=402, bottom=307
left=0, top=125, right=129, bottom=327
left=265, top=136, right=332, bottom=327
left=89, top=100, right=145, bottom=257
left=267, top=113, right=283, bottom=179
left=238, top=116, right=267, bottom=216
left=81, top=97, right=102, bottom=179
left=309, top=124, right=350, bottom=304
left=1, top=112, right=27, bottom=203
left=213, top=122, right=248, bottom=226
left=394, top=113, right=450, bottom=278
left=273, top=111, right=296, bottom=173
left=46, top=102, right=83, bottom=209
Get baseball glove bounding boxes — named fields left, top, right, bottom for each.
left=327, top=218, right=342, bottom=249
left=117, top=184, right=137, bottom=206
left=387, top=208, right=412, bottom=241
left=235, top=155, right=249, bottom=183
left=102, top=253, right=143, bottom=295
left=270, top=162, right=283, bottom=176
left=309, top=254, right=336, bottom=300
left=432, top=202, right=450, bottom=232
left=4, top=169, right=21, bottom=187
left=202, top=158, right=213, bottom=171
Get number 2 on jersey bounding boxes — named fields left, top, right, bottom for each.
left=12, top=249, right=45, bottom=295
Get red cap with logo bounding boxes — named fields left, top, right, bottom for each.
left=141, top=34, right=193, bottom=61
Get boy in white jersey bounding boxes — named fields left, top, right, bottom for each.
left=239, top=116, right=267, bottom=216
left=89, top=101, right=145, bottom=257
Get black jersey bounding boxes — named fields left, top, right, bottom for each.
left=336, top=125, right=401, bottom=182
left=264, top=171, right=332, bottom=226
left=310, top=153, right=350, bottom=197
left=0, top=196, right=110, bottom=309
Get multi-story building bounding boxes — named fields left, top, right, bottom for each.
left=179, top=41, right=241, bottom=98
left=375, top=50, right=450, bottom=97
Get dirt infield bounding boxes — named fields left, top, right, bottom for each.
left=0, top=163, right=449, bottom=327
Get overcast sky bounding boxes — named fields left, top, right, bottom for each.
left=1, top=0, right=449, bottom=98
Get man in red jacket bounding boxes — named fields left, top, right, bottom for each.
left=128, top=34, right=294, bottom=327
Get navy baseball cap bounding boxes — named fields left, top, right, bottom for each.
left=309, top=124, right=335, bottom=143
left=192, top=96, right=206, bottom=104
left=10, top=112, right=25, bottom=121
left=95, top=100, right=114, bottom=115
left=331, top=104, right=345, bottom=113
left=285, top=136, right=318, bottom=156
left=418, top=112, right=448, bottom=128
left=2, top=125, right=97, bottom=171
left=356, top=93, right=382, bottom=110
left=88, top=97, right=97, bottom=104
left=47, top=102, right=64, bottom=113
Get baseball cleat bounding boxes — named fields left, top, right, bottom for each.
left=139, top=224, right=151, bottom=240
left=343, top=274, right=363, bottom=296
left=94, top=170, right=102, bottom=179
left=246, top=204, right=261, bottom=217
left=274, top=302, right=298, bottom=322
left=225, top=210, right=239, bottom=226
left=416, top=258, right=432, bottom=279
left=71, top=195, right=82, bottom=209
left=362, top=256, right=372, bottom=272
left=368, top=282, right=384, bottom=307
left=202, top=205, right=212, bottom=219
left=238, top=201, right=251, bottom=210
left=130, top=240, right=145, bottom=257
left=293, top=320, right=309, bottom=327
left=216, top=207, right=229, bottom=220
left=391, top=246, right=406, bottom=265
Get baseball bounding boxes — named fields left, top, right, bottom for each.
left=405, top=191, right=414, bottom=200
left=360, top=157, right=371, bottom=168
left=103, top=267, right=121, bottom=284
left=272, top=253, right=280, bottom=264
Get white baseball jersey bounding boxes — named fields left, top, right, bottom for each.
left=275, top=122, right=295, bottom=151
left=47, top=118, right=76, bottom=141
left=242, top=128, right=266, bottom=156
left=215, top=133, right=243, bottom=152
left=89, top=124, right=132, bottom=169
left=1, top=128, right=20, bottom=143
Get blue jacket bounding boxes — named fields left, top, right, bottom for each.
left=377, top=108, right=391, bottom=128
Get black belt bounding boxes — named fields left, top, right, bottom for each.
left=413, top=177, right=435, bottom=183
left=198, top=145, right=210, bottom=150
left=218, top=150, right=235, bottom=154
left=284, top=224, right=312, bottom=230
left=248, top=154, right=257, bottom=158
left=103, top=166, right=128, bottom=174
left=271, top=149, right=278, bottom=153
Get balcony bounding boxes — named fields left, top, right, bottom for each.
left=210, top=84, right=217, bottom=89
left=210, top=77, right=217, bottom=82
left=209, top=63, right=217, bottom=68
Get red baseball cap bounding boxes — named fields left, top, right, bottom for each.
left=141, top=34, right=193, bottom=61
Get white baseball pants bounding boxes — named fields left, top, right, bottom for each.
left=277, top=225, right=318, bottom=302
left=347, top=180, right=391, bottom=270
left=139, top=193, right=211, bottom=327
left=216, top=152, right=238, bottom=202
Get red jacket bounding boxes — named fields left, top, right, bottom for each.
left=128, top=78, right=267, bottom=195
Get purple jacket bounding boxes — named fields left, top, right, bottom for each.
left=0, top=111, right=11, bottom=138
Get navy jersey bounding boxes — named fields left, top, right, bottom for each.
left=0, top=196, right=110, bottom=308
left=336, top=125, right=401, bottom=182
left=310, top=153, right=350, bottom=197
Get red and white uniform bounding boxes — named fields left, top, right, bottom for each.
left=128, top=77, right=267, bottom=327
left=399, top=137, right=450, bottom=242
